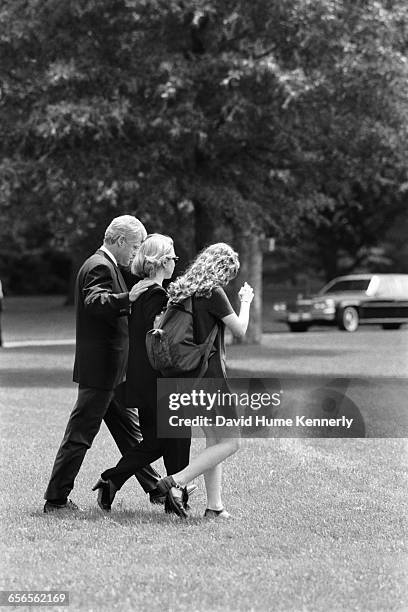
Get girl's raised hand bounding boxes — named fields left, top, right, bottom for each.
left=238, top=282, right=254, bottom=304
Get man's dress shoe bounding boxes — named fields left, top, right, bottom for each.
left=43, top=500, right=81, bottom=513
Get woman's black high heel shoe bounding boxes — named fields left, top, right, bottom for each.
left=92, top=478, right=118, bottom=511
left=156, top=476, right=189, bottom=519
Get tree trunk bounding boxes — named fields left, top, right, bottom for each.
left=194, top=199, right=217, bottom=252
left=233, top=232, right=263, bottom=344
left=65, top=252, right=84, bottom=305
left=318, top=237, right=339, bottom=281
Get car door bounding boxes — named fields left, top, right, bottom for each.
left=359, top=277, right=404, bottom=321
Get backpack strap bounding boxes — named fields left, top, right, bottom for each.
left=196, top=324, right=218, bottom=379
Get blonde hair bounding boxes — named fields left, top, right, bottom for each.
left=131, top=233, right=174, bottom=278
left=104, top=215, right=146, bottom=245
left=167, top=243, right=239, bottom=303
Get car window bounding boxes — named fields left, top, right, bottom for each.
left=394, top=277, right=408, bottom=298
left=321, top=279, right=371, bottom=294
left=376, top=277, right=396, bottom=297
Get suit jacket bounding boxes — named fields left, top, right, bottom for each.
left=73, top=250, right=131, bottom=390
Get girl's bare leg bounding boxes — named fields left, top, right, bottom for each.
left=204, top=463, right=223, bottom=510
left=171, top=429, right=240, bottom=487
left=203, top=432, right=223, bottom=510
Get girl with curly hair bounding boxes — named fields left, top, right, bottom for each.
left=157, top=242, right=254, bottom=519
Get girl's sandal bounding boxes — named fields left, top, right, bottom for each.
left=204, top=508, right=233, bottom=519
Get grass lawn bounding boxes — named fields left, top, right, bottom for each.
left=0, top=299, right=407, bottom=611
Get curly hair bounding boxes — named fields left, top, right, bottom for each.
left=131, top=233, right=174, bottom=278
left=167, top=243, right=239, bottom=303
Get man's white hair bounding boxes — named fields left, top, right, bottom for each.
left=104, top=215, right=146, bottom=245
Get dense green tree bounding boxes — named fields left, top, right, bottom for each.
left=1, top=0, right=407, bottom=338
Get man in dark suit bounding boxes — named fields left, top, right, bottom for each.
left=0, top=279, right=3, bottom=347
left=44, top=215, right=161, bottom=512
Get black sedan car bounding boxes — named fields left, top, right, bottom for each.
left=283, top=274, right=408, bottom=332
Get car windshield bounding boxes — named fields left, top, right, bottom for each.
left=321, top=279, right=371, bottom=294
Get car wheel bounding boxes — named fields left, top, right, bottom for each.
left=288, top=323, right=309, bottom=332
left=382, top=323, right=401, bottom=330
left=338, top=306, right=359, bottom=332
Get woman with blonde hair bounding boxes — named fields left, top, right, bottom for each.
left=156, top=242, right=254, bottom=518
left=93, top=233, right=194, bottom=510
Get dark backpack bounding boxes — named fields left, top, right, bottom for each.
left=145, top=296, right=218, bottom=377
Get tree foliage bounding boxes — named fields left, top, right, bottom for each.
left=1, top=0, right=407, bottom=286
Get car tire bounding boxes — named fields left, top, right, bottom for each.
left=288, top=323, right=309, bottom=332
left=337, top=306, right=359, bottom=332
left=382, top=323, right=401, bottom=330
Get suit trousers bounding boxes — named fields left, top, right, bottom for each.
left=101, top=424, right=191, bottom=490
left=44, top=386, right=160, bottom=501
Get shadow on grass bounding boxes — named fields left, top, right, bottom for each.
left=33, top=506, right=204, bottom=526
left=1, top=345, right=74, bottom=355
left=1, top=368, right=72, bottom=387
left=262, top=347, right=343, bottom=358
